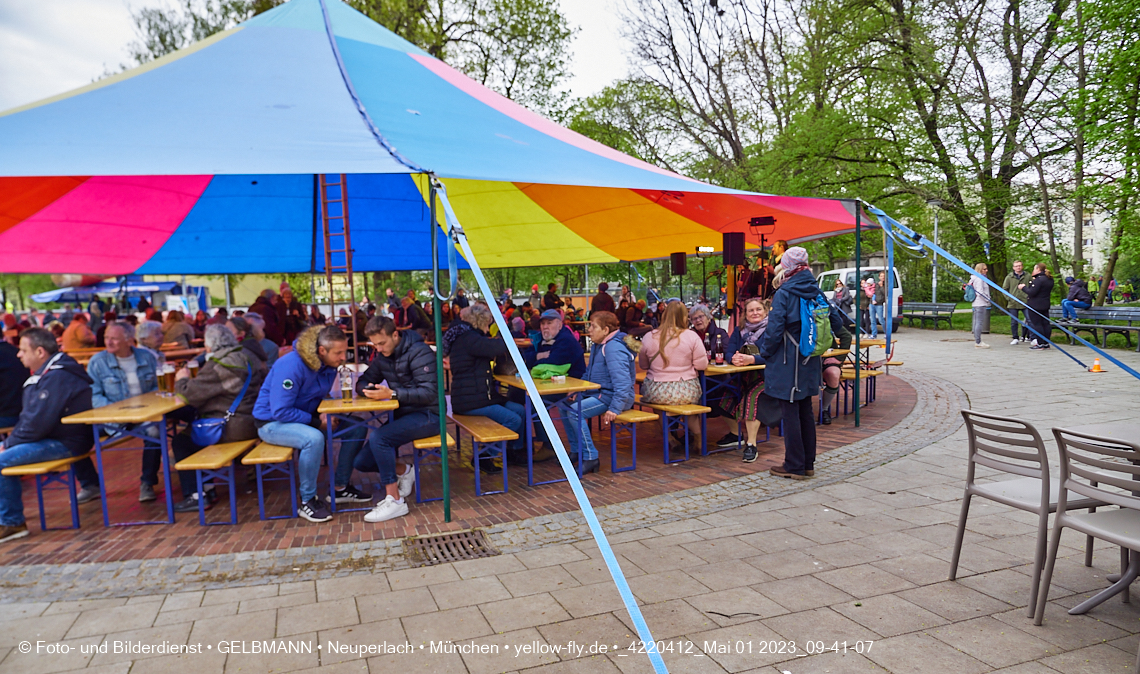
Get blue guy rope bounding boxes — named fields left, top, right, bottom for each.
left=432, top=179, right=670, bottom=674
left=865, top=203, right=1140, bottom=382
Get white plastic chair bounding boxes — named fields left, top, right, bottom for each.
left=951, top=411, right=1103, bottom=618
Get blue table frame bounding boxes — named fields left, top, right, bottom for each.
left=495, top=375, right=601, bottom=485
left=700, top=363, right=766, bottom=455
left=319, top=397, right=400, bottom=514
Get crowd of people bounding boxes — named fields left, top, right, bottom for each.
left=0, top=252, right=864, bottom=542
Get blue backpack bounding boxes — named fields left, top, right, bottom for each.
left=798, top=295, right=834, bottom=357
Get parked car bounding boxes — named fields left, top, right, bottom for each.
left=817, top=266, right=903, bottom=332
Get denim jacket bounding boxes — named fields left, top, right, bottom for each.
left=86, top=348, right=159, bottom=407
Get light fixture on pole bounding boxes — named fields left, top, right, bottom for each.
left=695, top=246, right=715, bottom=303
left=748, top=216, right=777, bottom=252
left=926, top=199, right=942, bottom=303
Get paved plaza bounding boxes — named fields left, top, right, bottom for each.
left=3, top=328, right=1140, bottom=673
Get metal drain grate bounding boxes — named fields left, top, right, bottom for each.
left=404, top=530, right=499, bottom=566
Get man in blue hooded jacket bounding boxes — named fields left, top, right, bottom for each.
left=253, top=325, right=347, bottom=523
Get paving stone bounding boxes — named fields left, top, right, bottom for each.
left=687, top=622, right=793, bottom=672
left=65, top=602, right=160, bottom=639
left=277, top=596, right=359, bottom=636
left=428, top=576, right=512, bottom=610
left=863, top=631, right=991, bottom=674
left=88, top=622, right=192, bottom=666
left=552, top=583, right=626, bottom=619
left=562, top=557, right=646, bottom=586
left=356, top=587, right=438, bottom=623
left=316, top=574, right=389, bottom=601
left=1039, top=642, right=1136, bottom=674
left=452, top=554, right=527, bottom=579
left=752, top=576, right=854, bottom=613
left=200, top=584, right=278, bottom=606
left=616, top=599, right=716, bottom=639
left=480, top=592, right=571, bottom=632
left=515, top=543, right=590, bottom=569
left=461, top=627, right=560, bottom=674
left=830, top=593, right=948, bottom=637
left=927, top=616, right=1057, bottom=668
left=685, top=562, right=773, bottom=592
left=500, top=566, right=582, bottom=597
left=994, top=603, right=1128, bottom=651
left=537, top=613, right=632, bottom=656
left=0, top=612, right=80, bottom=647
left=318, top=619, right=405, bottom=665
left=744, top=549, right=835, bottom=580
left=815, top=564, right=916, bottom=598
left=387, top=564, right=462, bottom=591
left=685, top=588, right=788, bottom=627
left=627, top=570, right=711, bottom=604
left=402, top=605, right=493, bottom=643
left=897, top=581, right=1014, bottom=621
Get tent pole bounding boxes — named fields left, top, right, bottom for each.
left=224, top=274, right=232, bottom=312
left=854, top=203, right=861, bottom=427
left=429, top=178, right=451, bottom=523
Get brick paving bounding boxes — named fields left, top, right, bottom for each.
left=3, top=329, right=1140, bottom=674
left=0, top=377, right=913, bottom=566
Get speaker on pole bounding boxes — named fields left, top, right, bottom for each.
left=670, top=252, right=688, bottom=276
left=723, top=232, right=745, bottom=266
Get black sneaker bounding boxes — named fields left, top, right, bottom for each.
left=328, top=485, right=372, bottom=504
left=821, top=410, right=832, bottom=426
left=299, top=498, right=333, bottom=523
left=174, top=495, right=211, bottom=513
left=742, top=445, right=758, bottom=463
left=716, top=432, right=740, bottom=448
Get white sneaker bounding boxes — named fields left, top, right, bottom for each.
left=396, top=464, right=416, bottom=498
left=1010, top=339, right=1019, bottom=345
left=975, top=342, right=990, bottom=349
left=364, top=495, right=408, bottom=523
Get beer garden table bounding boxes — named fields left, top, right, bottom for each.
left=62, top=392, right=184, bottom=526
left=494, top=374, right=601, bottom=485
left=317, top=397, right=399, bottom=513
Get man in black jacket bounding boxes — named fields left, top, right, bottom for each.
left=353, top=316, right=438, bottom=523
left=0, top=328, right=98, bottom=542
left=1020, top=263, right=1055, bottom=350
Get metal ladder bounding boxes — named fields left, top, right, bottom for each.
left=319, top=174, right=360, bottom=360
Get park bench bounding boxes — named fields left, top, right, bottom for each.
left=242, top=443, right=297, bottom=520
left=609, top=408, right=659, bottom=473
left=1048, top=306, right=1140, bottom=350
left=174, top=439, right=257, bottom=525
left=411, top=432, right=455, bottom=503
left=1, top=452, right=93, bottom=531
left=451, top=415, right=517, bottom=495
left=900, top=302, right=957, bottom=329
left=635, top=395, right=712, bottom=464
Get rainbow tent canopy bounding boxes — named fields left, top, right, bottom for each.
left=0, top=0, right=871, bottom=274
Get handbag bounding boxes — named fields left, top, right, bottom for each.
left=755, top=391, right=783, bottom=427
left=189, top=362, right=253, bottom=447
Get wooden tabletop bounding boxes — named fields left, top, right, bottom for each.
left=705, top=363, right=765, bottom=375
left=855, top=339, right=895, bottom=348
left=62, top=392, right=185, bottom=425
left=494, top=374, right=601, bottom=395
left=317, top=397, right=400, bottom=414
left=163, top=348, right=207, bottom=360
left=823, top=348, right=851, bottom=358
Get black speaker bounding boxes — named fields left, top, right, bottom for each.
left=670, top=252, right=688, bottom=276
left=723, top=232, right=746, bottom=266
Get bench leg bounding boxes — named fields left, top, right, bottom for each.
left=254, top=460, right=297, bottom=520
left=610, top=422, right=637, bottom=473
left=473, top=440, right=508, bottom=496
left=415, top=431, right=445, bottom=504
left=195, top=464, right=238, bottom=526
left=661, top=415, right=690, bottom=464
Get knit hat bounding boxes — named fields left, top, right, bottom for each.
left=780, top=246, right=809, bottom=272
left=599, top=282, right=609, bottom=291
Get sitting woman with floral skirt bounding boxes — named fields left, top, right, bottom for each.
left=638, top=301, right=708, bottom=449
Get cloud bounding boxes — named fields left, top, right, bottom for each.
left=0, top=0, right=137, bottom=111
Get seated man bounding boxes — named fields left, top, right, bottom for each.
left=523, top=310, right=586, bottom=452
left=61, top=313, right=96, bottom=352
left=253, top=325, right=346, bottom=523
left=87, top=321, right=163, bottom=502
left=0, top=328, right=98, bottom=543
left=352, top=316, right=437, bottom=524
left=819, top=306, right=855, bottom=425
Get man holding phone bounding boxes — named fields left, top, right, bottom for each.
left=353, top=316, right=438, bottom=523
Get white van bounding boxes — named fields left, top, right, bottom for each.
left=816, top=267, right=903, bottom=331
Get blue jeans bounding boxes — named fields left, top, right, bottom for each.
left=0, top=439, right=72, bottom=526
left=558, top=395, right=609, bottom=461
left=870, top=304, right=884, bottom=338
left=366, top=411, right=439, bottom=486
left=464, top=402, right=526, bottom=451
left=257, top=422, right=324, bottom=504
left=1062, top=299, right=1090, bottom=320
left=332, top=418, right=370, bottom=488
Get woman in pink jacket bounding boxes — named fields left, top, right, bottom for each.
left=639, top=302, right=709, bottom=448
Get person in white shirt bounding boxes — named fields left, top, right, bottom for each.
left=969, top=263, right=992, bottom=349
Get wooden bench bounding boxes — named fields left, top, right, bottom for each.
left=635, top=395, right=712, bottom=463
left=609, top=408, right=659, bottom=473
left=0, top=426, right=12, bottom=439
left=1048, top=306, right=1140, bottom=350
left=242, top=443, right=297, bottom=521
left=411, top=432, right=455, bottom=503
left=900, top=302, right=956, bottom=329
left=1, top=452, right=93, bottom=531
left=840, top=369, right=883, bottom=412
left=174, top=439, right=256, bottom=525
left=452, top=415, right=518, bottom=496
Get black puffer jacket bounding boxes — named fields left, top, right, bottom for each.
left=1024, top=272, right=1055, bottom=314
left=356, top=330, right=438, bottom=417
left=4, top=352, right=93, bottom=456
left=449, top=326, right=510, bottom=414
left=1066, top=279, right=1093, bottom=304
left=0, top=342, right=29, bottom=419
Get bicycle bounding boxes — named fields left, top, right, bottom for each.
left=1111, top=282, right=1137, bottom=303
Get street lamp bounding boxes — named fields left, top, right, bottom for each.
left=926, top=199, right=942, bottom=302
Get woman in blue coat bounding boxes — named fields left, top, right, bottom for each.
left=562, top=311, right=637, bottom=475
left=759, top=247, right=844, bottom=480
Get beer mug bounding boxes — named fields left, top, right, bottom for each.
left=187, top=359, right=199, bottom=379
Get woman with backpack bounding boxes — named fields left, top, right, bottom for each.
left=759, top=247, right=844, bottom=480
left=967, top=263, right=992, bottom=349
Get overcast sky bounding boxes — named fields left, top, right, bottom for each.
left=0, top=0, right=629, bottom=112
